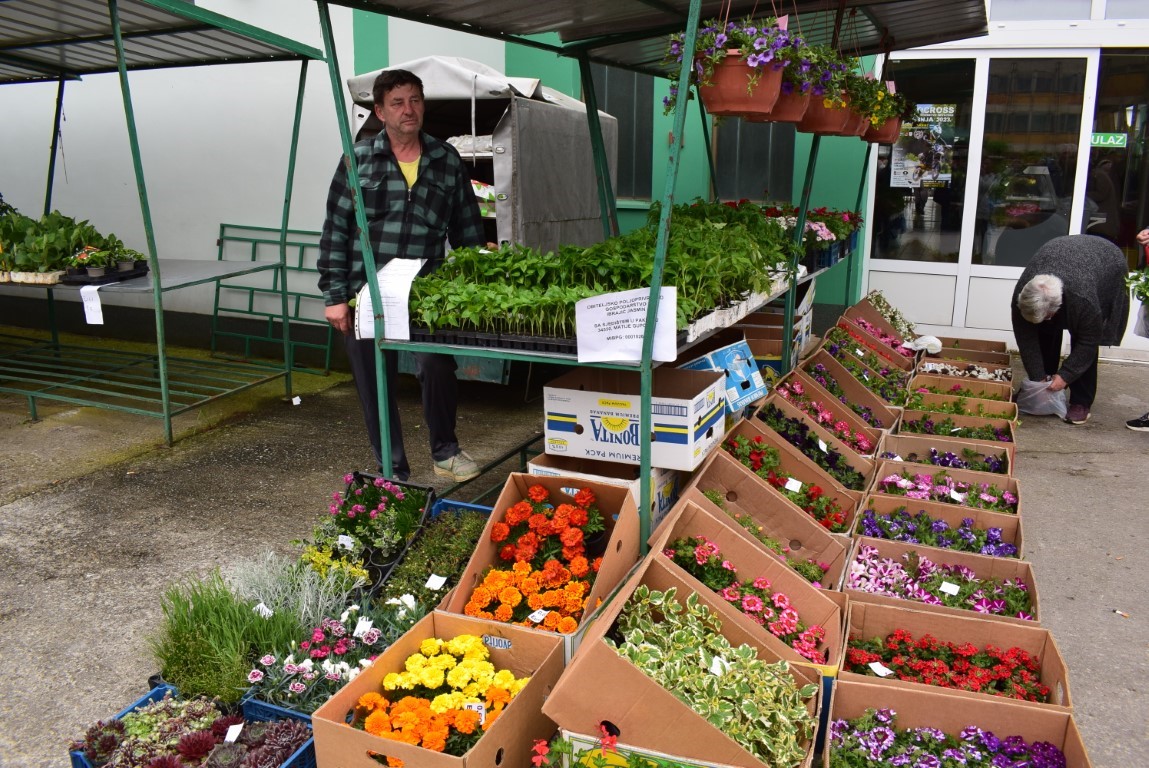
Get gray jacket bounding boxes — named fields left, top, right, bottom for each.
left=1011, top=234, right=1129, bottom=384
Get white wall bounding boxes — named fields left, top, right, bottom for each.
left=0, top=1, right=354, bottom=314
left=389, top=20, right=505, bottom=71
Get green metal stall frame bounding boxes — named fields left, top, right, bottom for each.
left=0, top=0, right=326, bottom=444
left=309, top=0, right=986, bottom=552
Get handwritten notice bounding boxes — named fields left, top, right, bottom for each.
left=576, top=287, right=677, bottom=363
left=80, top=285, right=104, bottom=325
left=354, top=258, right=426, bottom=341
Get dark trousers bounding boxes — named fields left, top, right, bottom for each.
left=343, top=335, right=459, bottom=479
left=1036, top=315, right=1098, bottom=408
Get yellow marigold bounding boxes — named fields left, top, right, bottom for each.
left=498, top=587, right=523, bottom=607
left=429, top=653, right=457, bottom=671
left=493, top=603, right=514, bottom=623
left=446, top=663, right=473, bottom=690
left=510, top=676, right=530, bottom=696
left=557, top=615, right=580, bottom=634
left=419, top=667, right=445, bottom=689
left=419, top=638, right=443, bottom=657
left=446, top=634, right=487, bottom=660
left=429, top=691, right=464, bottom=714
left=462, top=681, right=482, bottom=698
left=491, top=669, right=515, bottom=690
left=404, top=654, right=428, bottom=674
left=382, top=672, right=404, bottom=691
left=364, top=709, right=393, bottom=736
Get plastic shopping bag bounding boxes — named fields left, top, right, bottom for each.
left=1016, top=378, right=1067, bottom=418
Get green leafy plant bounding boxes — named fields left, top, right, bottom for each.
left=381, top=507, right=489, bottom=608
left=1127, top=268, right=1149, bottom=303
left=607, top=586, right=818, bottom=767
left=149, top=570, right=303, bottom=703
left=224, top=550, right=364, bottom=631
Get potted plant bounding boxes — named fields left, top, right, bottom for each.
left=849, top=76, right=915, bottom=143
left=662, top=16, right=788, bottom=117
left=795, top=45, right=856, bottom=134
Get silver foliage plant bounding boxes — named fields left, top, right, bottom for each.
left=225, top=550, right=365, bottom=630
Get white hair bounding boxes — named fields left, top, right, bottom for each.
left=1018, top=274, right=1063, bottom=323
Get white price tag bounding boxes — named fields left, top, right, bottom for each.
left=939, top=581, right=961, bottom=596
left=337, top=534, right=356, bottom=551
left=855, top=347, right=866, bottom=358
left=225, top=723, right=243, bottom=743
left=425, top=574, right=448, bottom=590
left=784, top=477, right=803, bottom=493
left=528, top=609, right=549, bottom=624
left=80, top=285, right=105, bottom=325
left=949, top=489, right=967, bottom=503
left=291, top=396, right=302, bottom=405
left=463, top=702, right=486, bottom=725
left=869, top=662, right=894, bottom=678
left=950, top=428, right=962, bottom=433
left=817, top=439, right=829, bottom=453
left=709, top=655, right=730, bottom=675
left=890, top=454, right=903, bottom=462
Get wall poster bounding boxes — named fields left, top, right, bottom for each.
left=890, top=104, right=956, bottom=189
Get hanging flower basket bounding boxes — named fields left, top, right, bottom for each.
left=835, top=109, right=870, bottom=137
left=698, top=49, right=783, bottom=118
left=797, top=97, right=851, bottom=135
left=747, top=89, right=810, bottom=124
left=863, top=117, right=903, bottom=144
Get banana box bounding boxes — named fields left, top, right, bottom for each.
left=677, top=338, right=768, bottom=413
left=543, top=367, right=725, bottom=473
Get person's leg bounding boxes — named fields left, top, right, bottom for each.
left=1036, top=321, right=1063, bottom=379
left=343, top=335, right=409, bottom=479
left=1067, top=348, right=1098, bottom=408
left=414, top=351, right=460, bottom=461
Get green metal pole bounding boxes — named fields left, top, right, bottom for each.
left=636, top=0, right=703, bottom=554
left=576, top=54, right=619, bottom=239
left=43, top=77, right=67, bottom=348
left=316, top=2, right=392, bottom=474
left=846, top=143, right=873, bottom=305
left=783, top=134, right=822, bottom=373
left=277, top=59, right=309, bottom=400
left=107, top=0, right=173, bottom=444
left=43, top=77, right=65, bottom=217
left=695, top=90, right=719, bottom=201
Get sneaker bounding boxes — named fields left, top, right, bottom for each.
left=1065, top=404, right=1090, bottom=425
left=1127, top=412, right=1149, bottom=432
left=433, top=450, right=480, bottom=482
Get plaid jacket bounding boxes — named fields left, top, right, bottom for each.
left=317, top=129, right=485, bottom=306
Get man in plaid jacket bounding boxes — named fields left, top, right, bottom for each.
left=318, top=68, right=485, bottom=482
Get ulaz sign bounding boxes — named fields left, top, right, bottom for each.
left=1091, top=133, right=1127, bottom=148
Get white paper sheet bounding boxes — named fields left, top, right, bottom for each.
left=354, top=258, right=426, bottom=340
left=80, top=285, right=104, bottom=325
left=575, top=287, right=677, bottom=363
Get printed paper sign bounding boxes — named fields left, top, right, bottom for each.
left=337, top=534, right=356, bottom=551
left=949, top=489, right=967, bottom=503
left=225, top=724, right=243, bottom=743
left=784, top=477, right=803, bottom=493
left=425, top=574, right=448, bottom=590
left=575, top=287, right=677, bottom=363
left=528, top=609, right=549, bottom=624
left=869, top=662, right=894, bottom=677
left=817, top=439, right=829, bottom=453
left=855, top=347, right=866, bottom=357
left=354, top=258, right=426, bottom=340
left=939, top=581, right=961, bottom=596
left=464, top=702, right=486, bottom=724
left=709, top=655, right=730, bottom=675
left=80, top=285, right=104, bottom=325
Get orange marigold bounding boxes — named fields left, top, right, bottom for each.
left=385, top=757, right=405, bottom=768
left=568, top=556, right=589, bottom=578
left=453, top=708, right=481, bottom=735
left=592, top=556, right=603, bottom=572
left=527, top=513, right=549, bottom=532
left=463, top=601, right=483, bottom=617
left=557, top=615, right=580, bottom=634
left=498, top=544, right=516, bottom=561
left=493, top=603, right=514, bottom=622
left=486, top=685, right=512, bottom=706
left=569, top=507, right=588, bottom=526
left=542, top=610, right=561, bottom=630
left=471, top=586, right=494, bottom=606
left=498, top=586, right=523, bottom=607
left=505, top=500, right=533, bottom=525
left=364, top=709, right=393, bottom=736
left=526, top=593, right=545, bottom=611
left=541, top=589, right=564, bottom=609
left=490, top=521, right=511, bottom=543
left=511, top=560, right=532, bottom=576
left=358, top=691, right=387, bottom=712
left=560, top=527, right=583, bottom=547
left=574, top=488, right=595, bottom=508
left=519, top=576, right=540, bottom=595
left=528, top=485, right=549, bottom=503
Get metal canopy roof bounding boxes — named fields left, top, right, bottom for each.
left=0, top=0, right=325, bottom=85
left=320, top=0, right=987, bottom=76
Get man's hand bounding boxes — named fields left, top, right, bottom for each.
left=1136, top=228, right=1149, bottom=246
left=326, top=302, right=353, bottom=336
left=1048, top=374, right=1068, bottom=392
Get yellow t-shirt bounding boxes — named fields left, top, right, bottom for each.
left=398, top=156, right=420, bottom=188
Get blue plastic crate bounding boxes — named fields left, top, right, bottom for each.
left=70, top=685, right=177, bottom=768
left=428, top=497, right=494, bottom=519
left=69, top=685, right=314, bottom=768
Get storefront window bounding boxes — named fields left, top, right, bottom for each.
left=871, top=59, right=974, bottom=264
left=989, top=0, right=1091, bottom=20
left=973, top=58, right=1085, bottom=266
left=1084, top=51, right=1149, bottom=269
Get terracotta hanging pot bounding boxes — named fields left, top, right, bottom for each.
left=863, top=117, right=903, bottom=144
left=837, top=110, right=870, bottom=137
left=796, top=96, right=852, bottom=135
left=698, top=50, right=783, bottom=118
left=746, top=89, right=810, bottom=124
